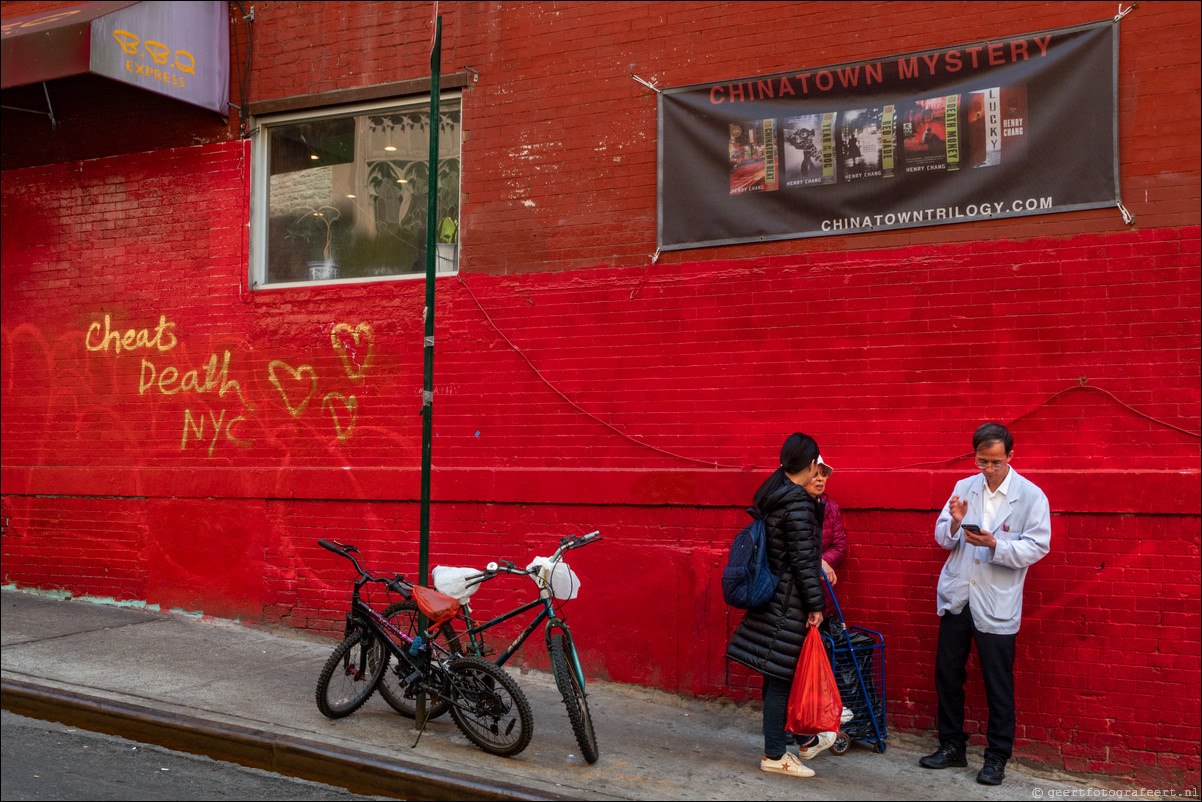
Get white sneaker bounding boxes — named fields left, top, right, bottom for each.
left=761, top=751, right=815, bottom=778
left=841, top=706, right=855, bottom=724
left=798, top=731, right=837, bottom=760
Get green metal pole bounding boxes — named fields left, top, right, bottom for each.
left=415, top=14, right=441, bottom=732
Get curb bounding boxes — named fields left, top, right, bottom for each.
left=1, top=678, right=571, bottom=801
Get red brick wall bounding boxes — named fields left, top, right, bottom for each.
left=244, top=0, right=1201, bottom=271
left=3, top=0, right=1199, bottom=789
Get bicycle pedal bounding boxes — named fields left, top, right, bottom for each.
left=402, top=670, right=423, bottom=685
left=479, top=645, right=496, bottom=657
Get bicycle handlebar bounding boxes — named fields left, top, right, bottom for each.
left=559, top=530, right=601, bottom=550
left=318, top=538, right=412, bottom=595
left=465, top=531, right=602, bottom=587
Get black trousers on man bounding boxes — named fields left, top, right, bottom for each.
left=934, top=604, right=1017, bottom=762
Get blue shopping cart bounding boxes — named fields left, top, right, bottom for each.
left=820, top=574, right=888, bottom=754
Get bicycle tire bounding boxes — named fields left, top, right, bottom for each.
left=315, top=631, right=388, bottom=719
left=548, top=629, right=599, bottom=764
left=377, top=600, right=460, bottom=719
left=446, top=655, right=534, bottom=758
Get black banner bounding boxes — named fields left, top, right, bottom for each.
left=658, top=20, right=1119, bottom=250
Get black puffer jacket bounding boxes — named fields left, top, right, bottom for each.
left=725, top=478, right=826, bottom=680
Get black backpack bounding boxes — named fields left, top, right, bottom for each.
left=721, top=507, right=778, bottom=609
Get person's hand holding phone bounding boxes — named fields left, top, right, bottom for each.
left=961, top=523, right=997, bottom=549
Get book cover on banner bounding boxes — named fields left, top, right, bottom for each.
left=783, top=113, right=832, bottom=188
left=820, top=112, right=837, bottom=185
left=881, top=104, right=897, bottom=178
left=728, top=119, right=780, bottom=194
left=838, top=107, right=891, bottom=182
left=901, top=95, right=962, bottom=173
left=967, top=86, right=1029, bottom=168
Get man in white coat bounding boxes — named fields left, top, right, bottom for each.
left=919, top=422, right=1051, bottom=786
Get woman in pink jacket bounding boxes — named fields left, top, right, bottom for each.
left=804, top=458, right=847, bottom=618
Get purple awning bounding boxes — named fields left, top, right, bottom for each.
left=2, top=0, right=229, bottom=115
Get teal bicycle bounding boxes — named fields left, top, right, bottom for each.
left=381, top=531, right=602, bottom=763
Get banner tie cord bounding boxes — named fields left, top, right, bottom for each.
left=1115, top=3, right=1137, bottom=21
left=630, top=74, right=661, bottom=94
left=1117, top=201, right=1133, bottom=225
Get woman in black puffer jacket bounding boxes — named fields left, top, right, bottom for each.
left=726, top=432, right=831, bottom=778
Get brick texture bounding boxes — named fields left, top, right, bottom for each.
left=2, top=0, right=1199, bottom=789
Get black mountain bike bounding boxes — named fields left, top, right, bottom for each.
left=313, top=538, right=534, bottom=757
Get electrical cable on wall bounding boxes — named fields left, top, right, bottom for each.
left=231, top=1, right=255, bottom=139
left=457, top=276, right=1200, bottom=472
left=457, top=275, right=737, bottom=468
left=628, top=248, right=662, bottom=300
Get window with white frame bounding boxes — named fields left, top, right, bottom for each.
left=250, top=95, right=460, bottom=287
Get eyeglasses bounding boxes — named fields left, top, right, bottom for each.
left=975, top=457, right=1008, bottom=470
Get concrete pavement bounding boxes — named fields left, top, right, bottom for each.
left=1, top=589, right=1106, bottom=800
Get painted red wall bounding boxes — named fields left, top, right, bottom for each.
left=3, top=0, right=1199, bottom=789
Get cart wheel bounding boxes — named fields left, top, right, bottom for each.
left=874, top=740, right=886, bottom=754
left=830, top=732, right=851, bottom=755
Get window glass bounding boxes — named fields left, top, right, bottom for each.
left=253, top=97, right=460, bottom=286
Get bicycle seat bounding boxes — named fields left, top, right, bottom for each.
left=412, top=584, right=461, bottom=626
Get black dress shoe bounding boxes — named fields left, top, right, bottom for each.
left=977, top=758, right=1006, bottom=785
left=919, top=743, right=967, bottom=769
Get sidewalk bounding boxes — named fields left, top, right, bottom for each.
left=2, top=589, right=1102, bottom=801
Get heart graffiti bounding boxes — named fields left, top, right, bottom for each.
left=321, top=392, right=358, bottom=442
left=268, top=360, right=318, bottom=416
left=331, top=322, right=374, bottom=381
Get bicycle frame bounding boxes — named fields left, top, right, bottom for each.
left=430, top=530, right=600, bottom=762
left=321, top=539, right=448, bottom=687
left=347, top=589, right=434, bottom=683
left=456, top=594, right=582, bottom=680
left=444, top=532, right=600, bottom=689
left=316, top=537, right=537, bottom=758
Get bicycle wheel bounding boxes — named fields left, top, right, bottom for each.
left=315, top=630, right=388, bottom=719
left=548, top=629, right=599, bottom=764
left=377, top=600, right=460, bottom=719
left=446, top=655, right=533, bottom=757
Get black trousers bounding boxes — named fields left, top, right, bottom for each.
left=761, top=673, right=791, bottom=759
left=934, top=604, right=1017, bottom=762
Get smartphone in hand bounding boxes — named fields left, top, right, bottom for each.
left=961, top=524, right=982, bottom=535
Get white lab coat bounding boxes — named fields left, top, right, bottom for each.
left=934, top=469, right=1052, bottom=634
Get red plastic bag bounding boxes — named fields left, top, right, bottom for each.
left=411, top=585, right=461, bottom=627
left=786, top=627, right=842, bottom=734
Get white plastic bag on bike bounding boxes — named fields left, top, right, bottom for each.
left=526, top=557, right=581, bottom=600
left=432, top=566, right=482, bottom=605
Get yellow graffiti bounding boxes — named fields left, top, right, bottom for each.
left=226, top=416, right=252, bottom=447
left=85, top=313, right=375, bottom=456
left=182, top=409, right=253, bottom=455
left=86, top=314, right=177, bottom=355
left=331, top=323, right=374, bottom=381
left=268, top=361, right=318, bottom=417
left=138, top=351, right=248, bottom=408
left=321, top=393, right=358, bottom=443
